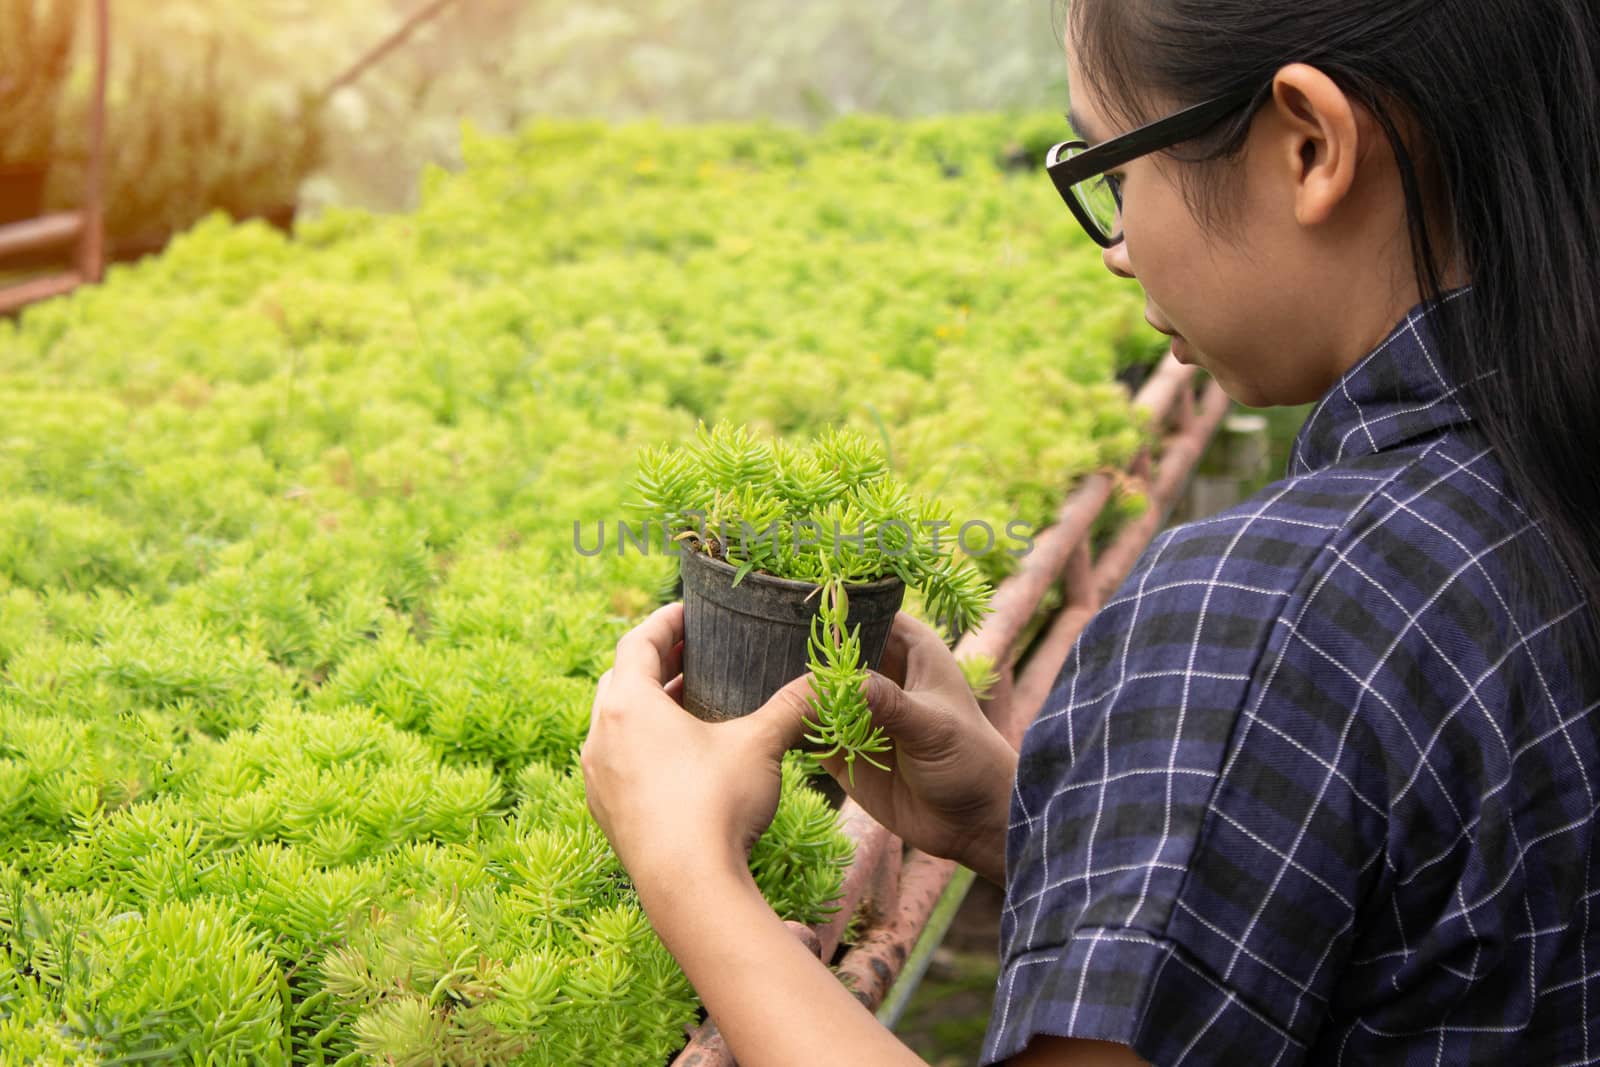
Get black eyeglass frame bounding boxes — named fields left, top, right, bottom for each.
left=1046, top=84, right=1267, bottom=248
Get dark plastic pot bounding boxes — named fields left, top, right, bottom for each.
left=678, top=548, right=906, bottom=722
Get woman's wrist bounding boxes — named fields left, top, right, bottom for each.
left=631, top=841, right=759, bottom=929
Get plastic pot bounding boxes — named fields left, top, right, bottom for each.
left=678, top=548, right=906, bottom=722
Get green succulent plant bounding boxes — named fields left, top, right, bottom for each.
left=631, top=421, right=993, bottom=778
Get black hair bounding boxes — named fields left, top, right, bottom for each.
left=1059, top=0, right=1600, bottom=656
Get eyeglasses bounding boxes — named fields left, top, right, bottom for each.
left=1046, top=84, right=1267, bottom=248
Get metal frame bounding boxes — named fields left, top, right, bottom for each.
left=672, top=354, right=1232, bottom=1064
left=0, top=0, right=109, bottom=317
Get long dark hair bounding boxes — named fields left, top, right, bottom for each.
left=1061, top=0, right=1600, bottom=654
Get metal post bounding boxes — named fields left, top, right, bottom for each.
left=78, top=0, right=109, bottom=283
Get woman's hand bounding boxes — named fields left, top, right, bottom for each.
left=581, top=602, right=817, bottom=888
left=583, top=602, right=1017, bottom=890
left=815, top=611, right=1018, bottom=885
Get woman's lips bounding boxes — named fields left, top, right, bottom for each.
left=1144, top=316, right=1191, bottom=363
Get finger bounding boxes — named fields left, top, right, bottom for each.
left=861, top=669, right=957, bottom=754
left=861, top=669, right=915, bottom=732
left=613, top=602, right=686, bottom=684
left=817, top=735, right=898, bottom=785
left=878, top=610, right=960, bottom=690
left=664, top=674, right=685, bottom=703
left=746, top=673, right=822, bottom=756
left=897, top=620, right=981, bottom=702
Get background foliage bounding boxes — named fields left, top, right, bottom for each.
left=0, top=105, right=1166, bottom=1061
left=33, top=0, right=1075, bottom=227
left=305, top=0, right=1073, bottom=210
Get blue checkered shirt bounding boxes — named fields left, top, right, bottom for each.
left=986, top=292, right=1600, bottom=1066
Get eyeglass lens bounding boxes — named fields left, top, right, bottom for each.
left=1064, top=145, right=1124, bottom=243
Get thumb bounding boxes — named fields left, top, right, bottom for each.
left=747, top=673, right=822, bottom=754
left=862, top=668, right=960, bottom=757
left=861, top=669, right=921, bottom=737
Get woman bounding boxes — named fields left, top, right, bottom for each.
left=582, top=1, right=1600, bottom=1063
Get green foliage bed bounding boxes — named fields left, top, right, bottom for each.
left=0, top=110, right=1163, bottom=1063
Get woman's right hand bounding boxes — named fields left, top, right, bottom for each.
left=815, top=611, right=1018, bottom=885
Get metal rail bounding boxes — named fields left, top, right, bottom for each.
left=672, top=355, right=1232, bottom=1064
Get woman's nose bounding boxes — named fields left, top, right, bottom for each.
left=1102, top=238, right=1134, bottom=279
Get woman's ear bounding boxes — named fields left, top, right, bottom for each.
left=1268, top=63, right=1363, bottom=227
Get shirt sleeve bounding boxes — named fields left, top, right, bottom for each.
left=983, top=509, right=1383, bottom=1066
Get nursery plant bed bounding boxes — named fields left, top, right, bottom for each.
left=670, top=354, right=1231, bottom=1064
left=0, top=107, right=1194, bottom=1059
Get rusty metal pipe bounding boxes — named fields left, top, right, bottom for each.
left=831, top=850, right=961, bottom=1010
left=953, top=473, right=1110, bottom=668
left=811, top=801, right=895, bottom=961
left=1011, top=377, right=1231, bottom=731
left=1093, top=378, right=1231, bottom=604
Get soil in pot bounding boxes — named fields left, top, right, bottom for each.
left=678, top=547, right=905, bottom=722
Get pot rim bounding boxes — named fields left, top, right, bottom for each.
left=680, top=542, right=905, bottom=596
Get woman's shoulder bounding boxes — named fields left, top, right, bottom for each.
left=1064, top=422, right=1569, bottom=724
left=1122, top=423, right=1523, bottom=627
left=1077, top=441, right=1455, bottom=676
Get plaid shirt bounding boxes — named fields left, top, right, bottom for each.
left=986, top=292, right=1600, bottom=1066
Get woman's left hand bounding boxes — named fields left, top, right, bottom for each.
left=581, top=601, right=817, bottom=887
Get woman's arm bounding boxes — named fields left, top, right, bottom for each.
left=581, top=602, right=921, bottom=1063
left=635, top=852, right=1147, bottom=1067
left=632, top=850, right=925, bottom=1065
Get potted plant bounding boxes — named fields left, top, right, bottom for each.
left=0, top=0, right=77, bottom=225
left=629, top=422, right=993, bottom=779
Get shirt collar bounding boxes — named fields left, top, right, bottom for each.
left=1290, top=288, right=1474, bottom=477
